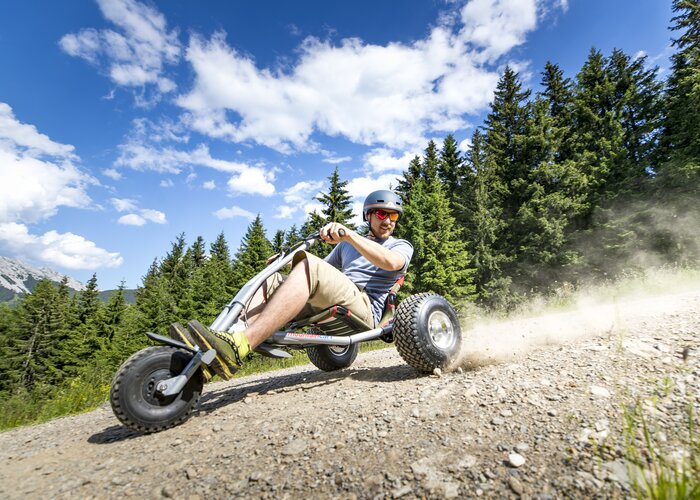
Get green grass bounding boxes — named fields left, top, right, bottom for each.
left=0, top=367, right=112, bottom=431
left=623, top=397, right=699, bottom=499
left=0, top=340, right=394, bottom=431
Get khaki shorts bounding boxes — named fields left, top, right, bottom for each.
left=262, top=251, right=374, bottom=327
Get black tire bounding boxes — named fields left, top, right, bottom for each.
left=110, top=346, right=204, bottom=433
left=307, top=344, right=359, bottom=371
left=394, top=293, right=462, bottom=373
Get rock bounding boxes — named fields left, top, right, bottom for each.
left=590, top=385, right=611, bottom=398
left=491, top=417, right=505, bottom=426
left=515, top=443, right=529, bottom=453
left=391, top=484, right=412, bottom=498
left=602, top=460, right=630, bottom=488
left=508, top=476, right=524, bottom=495
left=433, top=368, right=443, bottom=377
left=281, top=438, right=308, bottom=456
left=508, top=453, right=526, bottom=468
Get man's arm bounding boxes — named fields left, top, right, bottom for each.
left=320, top=223, right=405, bottom=271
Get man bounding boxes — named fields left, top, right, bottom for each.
left=189, top=190, right=413, bottom=379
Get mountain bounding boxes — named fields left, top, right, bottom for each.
left=0, top=256, right=85, bottom=302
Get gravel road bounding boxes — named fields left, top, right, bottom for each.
left=1, top=285, right=698, bottom=499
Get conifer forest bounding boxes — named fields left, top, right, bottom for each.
left=1, top=1, right=698, bottom=428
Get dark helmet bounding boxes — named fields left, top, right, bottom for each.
left=362, top=190, right=403, bottom=221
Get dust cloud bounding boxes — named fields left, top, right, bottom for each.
left=453, top=271, right=700, bottom=369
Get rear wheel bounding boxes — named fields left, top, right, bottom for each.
left=307, top=343, right=359, bottom=371
left=394, top=293, right=462, bottom=373
left=110, top=346, right=204, bottom=433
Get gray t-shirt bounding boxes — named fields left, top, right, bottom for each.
left=324, top=236, right=413, bottom=325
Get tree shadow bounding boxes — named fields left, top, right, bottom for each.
left=88, top=362, right=425, bottom=444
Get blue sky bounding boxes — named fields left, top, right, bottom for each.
left=0, top=0, right=674, bottom=290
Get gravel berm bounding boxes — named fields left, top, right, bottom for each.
left=1, top=286, right=698, bottom=499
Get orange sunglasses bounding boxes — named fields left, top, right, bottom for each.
left=373, top=209, right=399, bottom=222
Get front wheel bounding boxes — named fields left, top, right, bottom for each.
left=307, top=343, right=359, bottom=371
left=110, top=346, right=204, bottom=433
left=394, top=293, right=462, bottom=373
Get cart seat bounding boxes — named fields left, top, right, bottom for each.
left=289, top=276, right=404, bottom=336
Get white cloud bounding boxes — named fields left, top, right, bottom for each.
left=226, top=167, right=275, bottom=196
left=283, top=180, right=324, bottom=204
left=0, top=222, right=122, bottom=270
left=111, top=197, right=138, bottom=212
left=346, top=173, right=402, bottom=199
left=118, top=213, right=147, bottom=226
left=363, top=148, right=418, bottom=174
left=113, top=198, right=167, bottom=226
left=322, top=156, right=352, bottom=164
left=140, top=209, right=166, bottom=224
left=460, top=0, right=538, bottom=62
left=176, top=1, right=563, bottom=152
left=160, top=178, right=174, bottom=187
left=59, top=0, right=180, bottom=101
left=213, top=206, right=256, bottom=220
left=103, top=168, right=122, bottom=180
left=0, top=103, right=93, bottom=224
left=274, top=205, right=298, bottom=219
left=202, top=180, right=216, bottom=190
left=115, top=137, right=280, bottom=197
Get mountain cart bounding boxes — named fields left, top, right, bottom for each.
left=110, top=230, right=463, bottom=433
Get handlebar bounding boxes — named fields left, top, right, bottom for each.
left=308, top=227, right=346, bottom=242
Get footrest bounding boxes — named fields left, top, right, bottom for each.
left=254, top=343, right=292, bottom=359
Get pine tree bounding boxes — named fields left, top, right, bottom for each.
left=160, top=233, right=190, bottom=310
left=437, top=134, right=466, bottom=213
left=231, top=215, right=274, bottom=289
left=303, top=168, right=357, bottom=257
left=271, top=230, right=286, bottom=254
left=460, top=129, right=511, bottom=305
left=396, top=155, right=422, bottom=204
left=397, top=176, right=476, bottom=303
left=422, top=140, right=440, bottom=182
left=283, top=224, right=302, bottom=249
left=190, top=236, right=206, bottom=268
left=135, top=259, right=176, bottom=335
left=658, top=0, right=700, bottom=193
left=316, top=166, right=356, bottom=229
left=11, top=280, right=66, bottom=391
left=209, top=231, right=236, bottom=297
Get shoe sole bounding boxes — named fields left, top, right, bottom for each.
left=187, top=320, right=237, bottom=380
left=169, top=323, right=213, bottom=382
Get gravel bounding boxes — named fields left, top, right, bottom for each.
left=0, top=286, right=698, bottom=499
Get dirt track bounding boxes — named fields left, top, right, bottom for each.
left=1, top=286, right=698, bottom=499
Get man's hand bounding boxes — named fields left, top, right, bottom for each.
left=320, top=222, right=351, bottom=245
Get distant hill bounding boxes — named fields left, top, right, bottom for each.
left=99, top=288, right=137, bottom=305
left=0, top=256, right=137, bottom=305
left=0, top=256, right=85, bottom=302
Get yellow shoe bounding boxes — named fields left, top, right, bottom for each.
left=187, top=320, right=250, bottom=380
left=169, top=323, right=213, bottom=382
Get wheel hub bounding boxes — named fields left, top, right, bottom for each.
left=328, top=345, right=349, bottom=356
left=428, top=311, right=455, bottom=349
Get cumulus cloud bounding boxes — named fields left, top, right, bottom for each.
left=112, top=197, right=166, bottom=226
left=202, top=180, right=216, bottom=190
left=0, top=103, right=93, bottom=224
left=176, top=0, right=564, bottom=153
left=0, top=222, right=122, bottom=270
left=114, top=134, right=277, bottom=196
left=213, top=206, right=256, bottom=220
left=363, top=148, right=419, bottom=174
left=274, top=180, right=324, bottom=218
left=59, top=0, right=180, bottom=102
